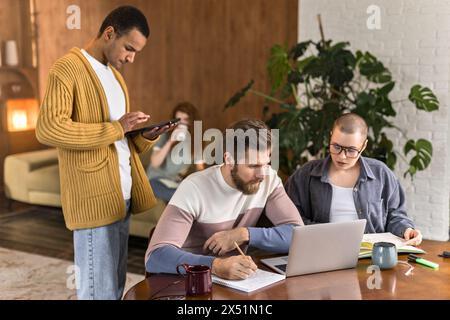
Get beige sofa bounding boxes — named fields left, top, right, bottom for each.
left=3, top=148, right=165, bottom=238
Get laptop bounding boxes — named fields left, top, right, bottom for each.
left=261, top=219, right=366, bottom=277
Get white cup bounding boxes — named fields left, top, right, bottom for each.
left=172, top=124, right=188, bottom=142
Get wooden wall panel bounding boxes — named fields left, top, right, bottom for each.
left=36, top=0, right=298, bottom=130
left=0, top=0, right=24, bottom=66
left=0, top=0, right=28, bottom=91
left=126, top=0, right=298, bottom=130
left=0, top=0, right=46, bottom=189
left=35, top=0, right=123, bottom=98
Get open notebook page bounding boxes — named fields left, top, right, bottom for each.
left=212, top=269, right=285, bottom=293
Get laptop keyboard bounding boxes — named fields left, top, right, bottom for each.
left=275, top=264, right=287, bottom=272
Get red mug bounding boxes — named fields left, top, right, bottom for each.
left=176, top=264, right=212, bottom=296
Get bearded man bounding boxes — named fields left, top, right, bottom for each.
left=145, top=119, right=304, bottom=280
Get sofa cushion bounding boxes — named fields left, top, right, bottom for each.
left=129, top=199, right=166, bottom=238
left=29, top=191, right=62, bottom=207
left=27, top=164, right=60, bottom=194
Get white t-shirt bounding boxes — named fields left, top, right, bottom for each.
left=329, top=183, right=358, bottom=223
left=81, top=49, right=132, bottom=200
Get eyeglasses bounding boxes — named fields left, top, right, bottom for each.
left=329, top=143, right=363, bottom=159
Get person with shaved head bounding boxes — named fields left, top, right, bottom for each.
left=285, top=113, right=423, bottom=246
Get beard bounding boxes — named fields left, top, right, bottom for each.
left=231, top=166, right=264, bottom=195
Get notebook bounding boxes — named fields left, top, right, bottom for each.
left=212, top=269, right=285, bottom=293
left=359, top=232, right=425, bottom=259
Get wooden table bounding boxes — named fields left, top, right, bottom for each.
left=124, top=240, right=450, bottom=300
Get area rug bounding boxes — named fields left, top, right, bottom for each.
left=0, top=247, right=144, bottom=300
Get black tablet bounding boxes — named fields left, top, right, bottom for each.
left=126, top=118, right=180, bottom=136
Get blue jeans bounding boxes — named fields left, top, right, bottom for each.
left=73, top=200, right=131, bottom=300
left=150, top=177, right=177, bottom=202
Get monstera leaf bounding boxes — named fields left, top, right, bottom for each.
left=302, top=41, right=355, bottom=88
left=289, top=41, right=312, bottom=60
left=377, top=81, right=395, bottom=96
left=357, top=51, right=392, bottom=83
left=223, top=80, right=254, bottom=110
left=408, top=85, right=439, bottom=112
left=267, top=45, right=291, bottom=93
left=404, top=139, right=433, bottom=178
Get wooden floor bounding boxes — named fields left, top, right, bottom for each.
left=0, top=192, right=149, bottom=275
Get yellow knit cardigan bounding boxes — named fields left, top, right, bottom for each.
left=36, top=47, right=159, bottom=230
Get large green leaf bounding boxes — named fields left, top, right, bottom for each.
left=289, top=41, right=312, bottom=60
left=299, top=41, right=355, bottom=88
left=403, top=139, right=416, bottom=156
left=375, top=95, right=396, bottom=117
left=358, top=52, right=392, bottom=83
left=268, top=45, right=291, bottom=93
left=403, top=139, right=433, bottom=178
left=408, top=85, right=439, bottom=112
left=223, top=80, right=254, bottom=110
left=378, top=81, right=395, bottom=96
left=321, top=42, right=355, bottom=88
left=302, top=56, right=326, bottom=78
left=327, top=49, right=355, bottom=87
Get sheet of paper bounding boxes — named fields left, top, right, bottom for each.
left=212, top=269, right=285, bottom=293
left=158, top=178, right=180, bottom=189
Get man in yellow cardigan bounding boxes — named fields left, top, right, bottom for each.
left=36, top=6, right=173, bottom=300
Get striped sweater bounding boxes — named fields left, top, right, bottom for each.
left=36, top=47, right=159, bottom=230
left=145, top=165, right=304, bottom=274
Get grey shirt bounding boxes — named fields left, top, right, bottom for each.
left=146, top=133, right=190, bottom=181
left=284, top=156, right=415, bottom=237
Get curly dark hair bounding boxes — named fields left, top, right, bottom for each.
left=171, top=102, right=200, bottom=126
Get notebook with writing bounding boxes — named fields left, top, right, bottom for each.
left=212, top=269, right=285, bottom=293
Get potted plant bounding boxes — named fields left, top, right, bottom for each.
left=224, top=20, right=439, bottom=179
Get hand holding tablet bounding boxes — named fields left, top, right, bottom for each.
left=126, top=118, right=180, bottom=136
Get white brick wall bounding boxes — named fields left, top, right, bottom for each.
left=299, top=0, right=450, bottom=240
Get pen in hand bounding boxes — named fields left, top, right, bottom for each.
left=234, top=241, right=246, bottom=256
left=234, top=241, right=258, bottom=272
